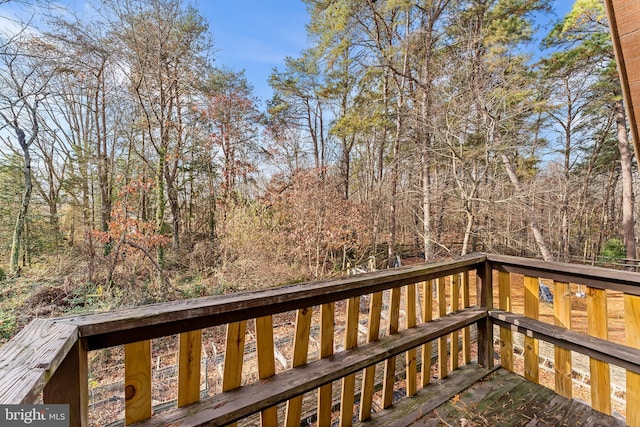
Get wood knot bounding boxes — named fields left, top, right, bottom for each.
left=125, top=384, right=136, bottom=400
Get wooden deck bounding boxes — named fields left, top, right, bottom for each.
left=3, top=253, right=640, bottom=426
left=359, top=364, right=625, bottom=427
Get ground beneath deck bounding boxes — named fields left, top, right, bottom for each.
left=357, top=365, right=625, bottom=427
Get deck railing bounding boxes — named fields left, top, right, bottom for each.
left=1, top=253, right=640, bottom=426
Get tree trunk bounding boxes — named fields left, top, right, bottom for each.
left=421, top=143, right=432, bottom=260
left=10, top=129, right=33, bottom=275
left=614, top=98, right=636, bottom=260
left=500, top=153, right=553, bottom=261
left=156, top=152, right=166, bottom=268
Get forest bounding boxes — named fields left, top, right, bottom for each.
left=0, top=0, right=636, bottom=340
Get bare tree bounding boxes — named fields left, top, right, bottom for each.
left=0, top=37, right=49, bottom=274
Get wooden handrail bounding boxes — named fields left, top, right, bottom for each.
left=0, top=318, right=78, bottom=403
left=486, top=253, right=640, bottom=295
left=61, top=253, right=487, bottom=350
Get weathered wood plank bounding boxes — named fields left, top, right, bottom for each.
left=255, top=315, right=278, bottom=426
left=383, top=288, right=401, bottom=408
left=125, top=340, right=152, bottom=425
left=285, top=307, right=312, bottom=427
left=437, top=277, right=447, bottom=379
left=553, top=280, right=572, bottom=398
left=0, top=319, right=78, bottom=404
left=222, top=321, right=246, bottom=427
left=524, top=275, right=539, bottom=384
left=489, top=311, right=640, bottom=375
left=405, top=367, right=625, bottom=427
left=132, top=308, right=487, bottom=427
left=43, top=338, right=88, bottom=427
left=498, top=270, right=513, bottom=372
left=178, top=330, right=202, bottom=407
left=61, top=254, right=486, bottom=350
left=352, top=364, right=498, bottom=427
left=340, top=297, right=359, bottom=427
left=461, top=272, right=471, bottom=365
left=405, top=284, right=417, bottom=396
left=449, top=275, right=459, bottom=372
left=587, top=286, right=611, bottom=415
left=420, top=280, right=433, bottom=387
left=626, top=294, right=640, bottom=427
left=359, top=291, right=383, bottom=421
left=317, top=303, right=334, bottom=427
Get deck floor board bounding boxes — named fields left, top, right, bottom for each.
left=357, top=365, right=626, bottom=427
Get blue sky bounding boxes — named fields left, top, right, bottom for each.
left=201, top=0, right=575, bottom=106
left=200, top=1, right=310, bottom=105
left=0, top=0, right=576, bottom=105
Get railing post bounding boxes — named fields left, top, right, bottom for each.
left=43, top=338, right=88, bottom=427
left=476, top=260, right=494, bottom=369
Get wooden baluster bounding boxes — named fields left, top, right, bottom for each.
left=421, top=280, right=433, bottom=386
left=124, top=340, right=152, bottom=425
left=256, top=316, right=278, bottom=426
left=437, top=277, right=448, bottom=379
left=178, top=330, right=202, bottom=407
left=382, top=287, right=401, bottom=408
left=406, top=283, right=417, bottom=396
left=44, top=339, right=89, bottom=426
left=625, top=294, right=640, bottom=427
left=499, top=271, right=513, bottom=372
left=461, top=272, right=471, bottom=366
left=587, top=287, right=611, bottom=415
left=317, top=303, right=335, bottom=427
left=223, top=321, right=247, bottom=427
left=524, top=276, right=539, bottom=384
left=285, top=307, right=312, bottom=427
left=553, top=281, right=572, bottom=398
left=339, top=297, right=360, bottom=427
left=449, top=274, right=459, bottom=371
left=359, top=292, right=383, bottom=421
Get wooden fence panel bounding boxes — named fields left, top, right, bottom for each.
left=285, top=308, right=312, bottom=427
left=498, top=271, right=513, bottom=372
left=586, top=287, right=611, bottom=415
left=339, top=297, right=359, bottom=427
left=178, top=330, right=202, bottom=407
left=524, top=276, right=539, bottom=384
left=317, top=303, right=335, bottom=427
left=124, top=340, right=151, bottom=425
left=382, top=288, right=401, bottom=408
left=256, top=316, right=278, bottom=426
left=421, top=280, right=434, bottom=386
left=437, top=277, right=448, bottom=379
left=625, top=294, right=640, bottom=427
left=461, top=272, right=471, bottom=365
left=553, top=281, right=572, bottom=399
left=360, top=292, right=383, bottom=421
left=406, top=284, right=417, bottom=396
left=449, top=274, right=459, bottom=371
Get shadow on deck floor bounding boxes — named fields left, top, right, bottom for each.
left=356, top=364, right=625, bottom=427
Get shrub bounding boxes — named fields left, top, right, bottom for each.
left=600, top=238, right=626, bottom=262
